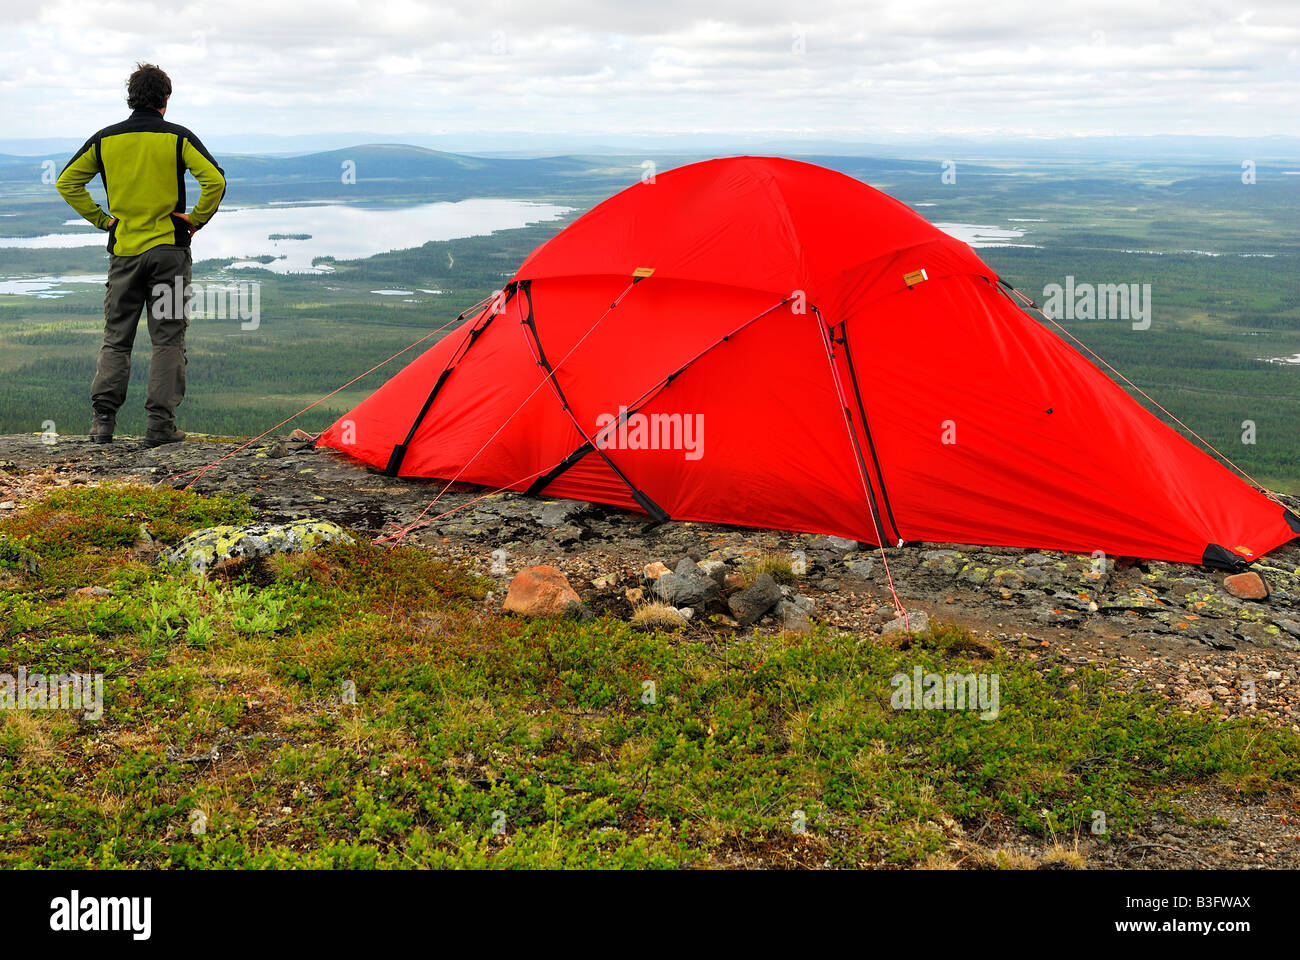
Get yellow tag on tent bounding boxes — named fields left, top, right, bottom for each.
left=903, top=268, right=928, bottom=287
left=633, top=267, right=655, bottom=278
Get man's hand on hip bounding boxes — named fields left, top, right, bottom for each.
left=173, top=211, right=197, bottom=236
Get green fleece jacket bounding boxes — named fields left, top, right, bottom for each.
left=57, top=108, right=226, bottom=257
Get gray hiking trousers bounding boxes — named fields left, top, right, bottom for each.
left=91, top=244, right=191, bottom=432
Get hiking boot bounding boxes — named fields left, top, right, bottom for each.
left=89, top=416, right=115, bottom=444
left=143, top=428, right=186, bottom=448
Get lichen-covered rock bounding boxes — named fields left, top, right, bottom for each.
left=162, top=519, right=354, bottom=573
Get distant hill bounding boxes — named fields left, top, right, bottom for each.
left=0, top=142, right=975, bottom=209
left=5, top=131, right=1300, bottom=161
left=0, top=143, right=643, bottom=206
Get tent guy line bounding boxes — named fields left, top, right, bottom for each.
left=161, top=290, right=500, bottom=489
left=378, top=277, right=643, bottom=544
left=997, top=280, right=1276, bottom=499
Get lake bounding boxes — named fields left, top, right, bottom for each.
left=0, top=198, right=574, bottom=274
left=934, top=222, right=1036, bottom=248
left=0, top=275, right=107, bottom=298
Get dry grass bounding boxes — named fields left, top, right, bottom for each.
left=917, top=850, right=959, bottom=870
left=630, top=601, right=687, bottom=630
left=1042, top=841, right=1088, bottom=869
left=2, top=711, right=64, bottom=766
left=740, top=550, right=799, bottom=587
left=992, top=848, right=1039, bottom=870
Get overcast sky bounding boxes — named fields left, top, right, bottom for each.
left=3, top=0, right=1298, bottom=146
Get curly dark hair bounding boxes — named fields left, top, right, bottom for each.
left=126, top=63, right=172, bottom=111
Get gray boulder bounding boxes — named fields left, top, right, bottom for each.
left=653, top=558, right=721, bottom=607
left=729, top=572, right=783, bottom=627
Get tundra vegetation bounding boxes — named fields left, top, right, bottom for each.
left=1, top=483, right=1297, bottom=868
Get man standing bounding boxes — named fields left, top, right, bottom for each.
left=56, top=63, right=226, bottom=446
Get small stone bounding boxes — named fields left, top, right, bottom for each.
left=844, top=559, right=876, bottom=579
left=697, top=559, right=728, bottom=586
left=1224, top=572, right=1268, bottom=601
left=73, top=586, right=112, bottom=597
left=922, top=550, right=957, bottom=561
left=1183, top=689, right=1215, bottom=709
left=503, top=565, right=583, bottom=618
left=550, top=524, right=583, bottom=546
left=677, top=607, right=694, bottom=620
left=643, top=561, right=672, bottom=581
left=774, top=597, right=814, bottom=633
left=881, top=610, right=930, bottom=636
left=0, top=501, right=14, bottom=510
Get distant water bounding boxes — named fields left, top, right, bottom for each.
left=933, top=222, right=1037, bottom=248
left=0, top=274, right=106, bottom=298
left=0, top=198, right=573, bottom=274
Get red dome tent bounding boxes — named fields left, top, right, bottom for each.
left=318, top=156, right=1299, bottom=568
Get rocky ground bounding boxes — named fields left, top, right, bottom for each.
left=3, top=430, right=1299, bottom=868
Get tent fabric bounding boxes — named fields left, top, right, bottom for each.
left=317, top=156, right=1299, bottom=568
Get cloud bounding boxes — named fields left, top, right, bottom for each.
left=2, top=0, right=1297, bottom=143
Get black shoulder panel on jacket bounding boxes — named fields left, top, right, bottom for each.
left=58, top=134, right=100, bottom=177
